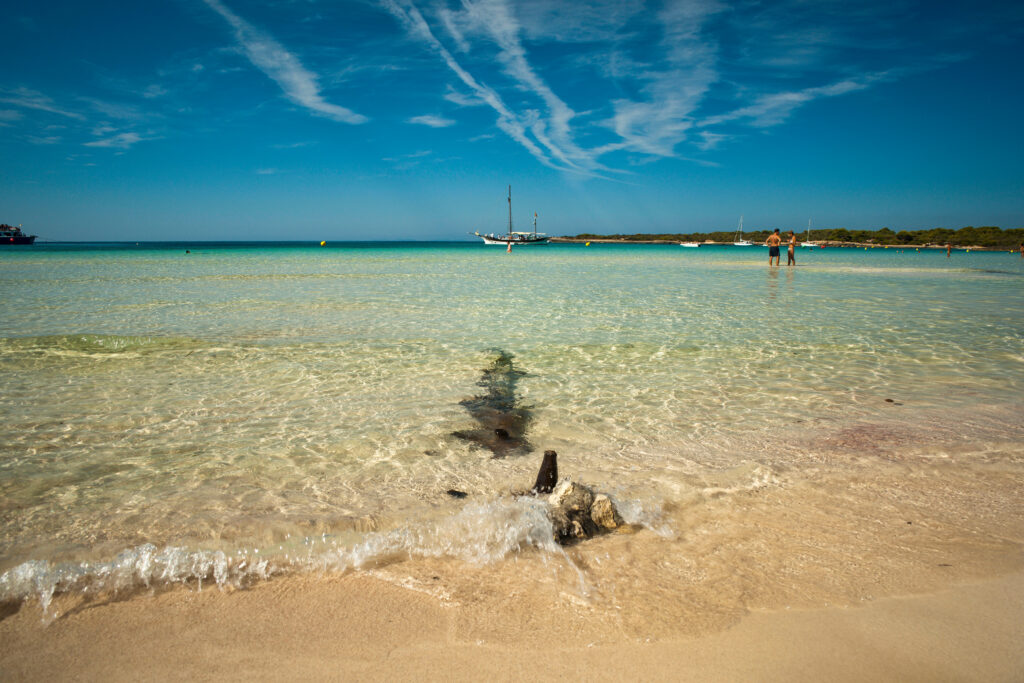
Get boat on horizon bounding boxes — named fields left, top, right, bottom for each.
left=679, top=241, right=701, bottom=248
left=802, top=218, right=818, bottom=248
left=733, top=216, right=752, bottom=246
left=474, top=186, right=549, bottom=245
left=1, top=224, right=36, bottom=245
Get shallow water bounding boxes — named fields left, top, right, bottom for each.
left=1, top=242, right=1022, bottom=612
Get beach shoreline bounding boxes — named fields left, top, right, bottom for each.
left=3, top=436, right=1022, bottom=681
left=1, top=565, right=1021, bottom=681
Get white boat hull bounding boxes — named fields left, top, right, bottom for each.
left=733, top=241, right=753, bottom=246
left=679, top=242, right=700, bottom=248
left=476, top=187, right=548, bottom=244
left=479, top=235, right=549, bottom=245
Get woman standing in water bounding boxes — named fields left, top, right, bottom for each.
left=787, top=231, right=797, bottom=266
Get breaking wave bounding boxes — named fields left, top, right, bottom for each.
left=0, top=493, right=665, bottom=620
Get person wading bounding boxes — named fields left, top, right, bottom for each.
left=765, top=228, right=782, bottom=267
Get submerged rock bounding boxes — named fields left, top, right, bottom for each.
left=548, top=479, right=599, bottom=542
left=452, top=351, right=532, bottom=458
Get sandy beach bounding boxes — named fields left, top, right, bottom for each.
left=1, top=567, right=1021, bottom=681
left=3, top=447, right=1022, bottom=681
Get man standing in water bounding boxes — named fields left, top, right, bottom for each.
left=787, top=230, right=797, bottom=266
left=765, top=228, right=782, bottom=266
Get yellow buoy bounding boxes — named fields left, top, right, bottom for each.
left=320, top=240, right=326, bottom=246
left=585, top=242, right=590, bottom=246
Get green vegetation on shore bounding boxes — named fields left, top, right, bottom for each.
left=570, top=226, right=1024, bottom=249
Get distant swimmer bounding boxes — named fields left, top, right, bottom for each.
left=946, top=243, right=952, bottom=258
left=765, top=228, right=782, bottom=266
left=1019, top=242, right=1023, bottom=258
left=786, top=230, right=796, bottom=266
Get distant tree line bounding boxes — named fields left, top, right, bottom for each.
left=571, top=226, right=1024, bottom=248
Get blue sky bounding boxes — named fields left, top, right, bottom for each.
left=2, top=0, right=1022, bottom=241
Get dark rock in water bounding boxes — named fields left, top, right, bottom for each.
left=532, top=450, right=558, bottom=494
left=446, top=489, right=468, bottom=499
left=548, top=480, right=602, bottom=543
left=517, top=452, right=629, bottom=545
left=452, top=350, right=532, bottom=458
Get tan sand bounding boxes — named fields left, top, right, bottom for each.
left=3, top=446, right=1021, bottom=681
left=0, top=568, right=1020, bottom=681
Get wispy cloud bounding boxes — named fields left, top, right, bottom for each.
left=381, top=0, right=732, bottom=173
left=409, top=114, right=455, bottom=127
left=383, top=150, right=432, bottom=161
left=700, top=73, right=888, bottom=129
left=84, top=132, right=145, bottom=149
left=79, top=97, right=146, bottom=121
left=381, top=0, right=561, bottom=171
left=443, top=85, right=483, bottom=107
left=382, top=149, right=433, bottom=170
left=601, top=0, right=724, bottom=158
left=457, top=0, right=592, bottom=171
left=379, top=0, right=962, bottom=172
left=142, top=84, right=168, bottom=99
left=694, top=130, right=728, bottom=151
left=382, top=0, right=611, bottom=175
left=0, top=87, right=84, bottom=119
left=202, top=0, right=368, bottom=124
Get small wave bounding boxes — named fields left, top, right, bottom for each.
left=0, top=545, right=268, bottom=619
left=699, top=464, right=780, bottom=498
left=2, top=494, right=666, bottom=619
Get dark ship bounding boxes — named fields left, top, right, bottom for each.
left=1, top=224, right=36, bottom=245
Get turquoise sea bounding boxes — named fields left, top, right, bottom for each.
left=2, top=241, right=1023, bottom=612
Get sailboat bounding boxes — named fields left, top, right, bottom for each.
left=733, top=216, right=752, bottom=246
left=474, top=186, right=549, bottom=245
left=802, top=219, right=818, bottom=248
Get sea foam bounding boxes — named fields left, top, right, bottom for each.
left=0, top=493, right=663, bottom=619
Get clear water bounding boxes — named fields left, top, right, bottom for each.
left=2, top=242, right=1022, bottom=608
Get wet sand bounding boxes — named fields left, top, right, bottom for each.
left=0, top=570, right=1021, bottom=681
left=2, top=454, right=1022, bottom=682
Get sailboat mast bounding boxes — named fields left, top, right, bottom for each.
left=533, top=212, right=537, bottom=236
left=507, top=185, right=513, bottom=236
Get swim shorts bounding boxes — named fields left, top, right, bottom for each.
left=769, top=246, right=780, bottom=257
